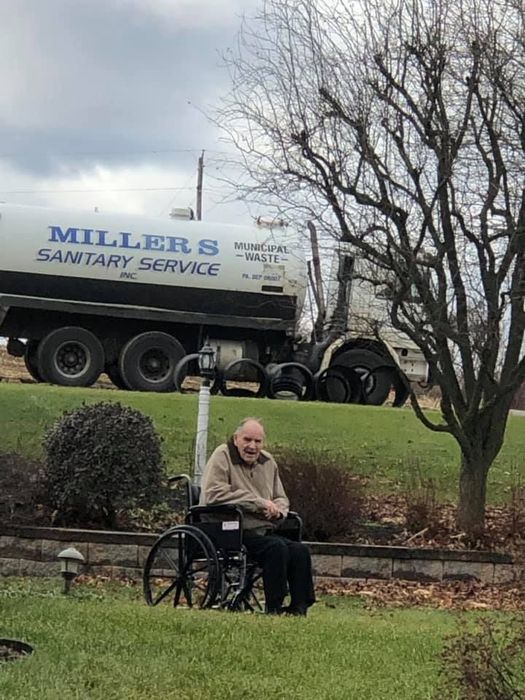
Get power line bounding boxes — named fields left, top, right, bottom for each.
left=0, top=147, right=235, bottom=159
left=0, top=186, right=196, bottom=194
left=0, top=181, right=232, bottom=195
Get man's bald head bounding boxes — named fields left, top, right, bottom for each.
left=234, top=417, right=265, bottom=436
left=233, top=418, right=265, bottom=465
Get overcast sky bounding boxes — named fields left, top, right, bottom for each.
left=0, top=0, right=259, bottom=223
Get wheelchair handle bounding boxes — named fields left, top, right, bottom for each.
left=167, top=474, right=197, bottom=508
left=167, top=474, right=192, bottom=485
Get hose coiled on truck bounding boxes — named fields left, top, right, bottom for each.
left=173, top=353, right=221, bottom=394
left=220, top=358, right=268, bottom=398
left=266, top=362, right=314, bottom=401
left=313, top=365, right=363, bottom=404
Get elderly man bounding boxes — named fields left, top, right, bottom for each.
left=200, top=417, right=315, bottom=616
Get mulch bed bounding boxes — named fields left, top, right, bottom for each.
left=0, top=640, right=33, bottom=663
left=351, top=493, right=525, bottom=552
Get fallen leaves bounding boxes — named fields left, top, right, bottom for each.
left=317, top=577, right=525, bottom=611
left=353, top=494, right=525, bottom=553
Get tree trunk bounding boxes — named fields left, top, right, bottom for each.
left=457, top=454, right=490, bottom=538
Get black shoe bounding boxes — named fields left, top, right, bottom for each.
left=266, top=606, right=284, bottom=615
left=282, top=605, right=307, bottom=617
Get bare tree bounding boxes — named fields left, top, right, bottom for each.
left=217, top=0, right=525, bottom=534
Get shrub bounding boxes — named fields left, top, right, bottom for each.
left=0, top=452, right=46, bottom=524
left=119, top=503, right=182, bottom=532
left=504, top=466, right=525, bottom=544
left=42, top=401, right=165, bottom=528
left=403, top=459, right=440, bottom=534
left=439, top=616, right=525, bottom=699
left=276, top=449, right=364, bottom=541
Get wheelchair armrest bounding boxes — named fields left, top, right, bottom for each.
left=276, top=511, right=303, bottom=541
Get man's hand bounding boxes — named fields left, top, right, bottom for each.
left=263, top=500, right=281, bottom=520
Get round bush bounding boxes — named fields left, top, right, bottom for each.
left=42, top=401, right=165, bottom=527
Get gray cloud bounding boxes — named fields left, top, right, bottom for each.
left=0, top=0, right=257, bottom=194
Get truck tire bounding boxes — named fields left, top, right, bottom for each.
left=24, top=340, right=43, bottom=382
left=119, top=332, right=185, bottom=392
left=332, top=349, right=394, bottom=406
left=37, top=327, right=105, bottom=387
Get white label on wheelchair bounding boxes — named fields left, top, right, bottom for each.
left=222, top=521, right=240, bottom=531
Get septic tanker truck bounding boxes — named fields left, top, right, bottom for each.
left=0, top=202, right=428, bottom=404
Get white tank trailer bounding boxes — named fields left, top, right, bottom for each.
left=0, top=203, right=428, bottom=404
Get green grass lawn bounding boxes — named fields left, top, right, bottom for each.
left=1, top=382, right=524, bottom=502
left=0, top=578, right=461, bottom=700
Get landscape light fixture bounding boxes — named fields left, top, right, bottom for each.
left=197, top=342, right=216, bottom=382
left=57, top=546, right=85, bottom=594
left=194, top=341, right=217, bottom=487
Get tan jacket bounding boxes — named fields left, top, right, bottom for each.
left=199, top=439, right=290, bottom=533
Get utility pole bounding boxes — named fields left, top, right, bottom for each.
left=196, top=150, right=205, bottom=221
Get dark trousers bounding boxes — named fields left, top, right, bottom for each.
left=243, top=533, right=316, bottom=613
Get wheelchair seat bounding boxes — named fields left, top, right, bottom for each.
left=143, top=473, right=303, bottom=611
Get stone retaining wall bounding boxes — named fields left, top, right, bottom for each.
left=0, top=525, right=520, bottom=585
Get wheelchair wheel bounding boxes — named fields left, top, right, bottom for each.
left=143, top=525, right=221, bottom=609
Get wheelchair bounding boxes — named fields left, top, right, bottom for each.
left=143, top=474, right=303, bottom=611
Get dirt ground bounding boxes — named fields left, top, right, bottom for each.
left=0, top=346, right=32, bottom=381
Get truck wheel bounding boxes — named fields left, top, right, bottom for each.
left=24, top=340, right=43, bottom=382
left=37, top=327, right=105, bottom=387
left=119, top=332, right=184, bottom=392
left=332, top=349, right=394, bottom=406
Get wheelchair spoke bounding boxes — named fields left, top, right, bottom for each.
left=153, top=578, right=180, bottom=606
left=249, top=589, right=264, bottom=611
left=161, top=548, right=180, bottom=572
left=173, top=580, right=183, bottom=607
left=181, top=578, right=194, bottom=607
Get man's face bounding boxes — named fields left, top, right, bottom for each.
left=233, top=421, right=265, bottom=465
